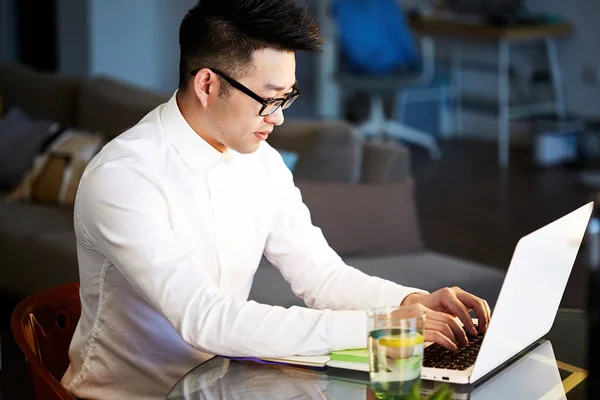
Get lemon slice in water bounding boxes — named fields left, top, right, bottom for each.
left=379, top=333, right=424, bottom=348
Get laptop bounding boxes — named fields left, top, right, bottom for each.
left=419, top=340, right=566, bottom=399
left=421, top=202, right=593, bottom=384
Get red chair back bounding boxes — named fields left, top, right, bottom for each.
left=11, top=283, right=81, bottom=400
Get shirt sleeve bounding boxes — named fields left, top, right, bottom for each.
left=263, top=150, right=427, bottom=314
left=76, top=160, right=366, bottom=357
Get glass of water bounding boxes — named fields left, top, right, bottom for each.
left=367, top=306, right=425, bottom=399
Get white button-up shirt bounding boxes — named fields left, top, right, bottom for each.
left=61, top=92, right=423, bottom=399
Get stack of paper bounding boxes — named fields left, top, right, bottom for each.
left=262, top=348, right=370, bottom=372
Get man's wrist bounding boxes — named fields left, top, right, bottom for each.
left=401, top=292, right=426, bottom=306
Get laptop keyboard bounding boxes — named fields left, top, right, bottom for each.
left=423, top=325, right=485, bottom=370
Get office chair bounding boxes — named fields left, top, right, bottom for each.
left=11, top=283, right=81, bottom=400
left=332, top=0, right=442, bottom=159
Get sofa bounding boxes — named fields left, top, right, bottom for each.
left=0, top=62, right=506, bottom=308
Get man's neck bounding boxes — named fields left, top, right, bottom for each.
left=176, top=90, right=226, bottom=153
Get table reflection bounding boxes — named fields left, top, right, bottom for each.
left=168, top=339, right=570, bottom=400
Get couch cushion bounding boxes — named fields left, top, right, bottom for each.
left=249, top=252, right=505, bottom=309
left=9, top=129, right=105, bottom=208
left=0, top=108, right=60, bottom=190
left=362, top=141, right=411, bottom=183
left=0, top=62, right=80, bottom=126
left=268, top=119, right=362, bottom=182
left=78, top=76, right=169, bottom=139
left=0, top=203, right=78, bottom=296
left=297, top=180, right=423, bottom=256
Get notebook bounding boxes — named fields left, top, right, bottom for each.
left=261, top=348, right=371, bottom=371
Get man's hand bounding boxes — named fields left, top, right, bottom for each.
left=400, top=287, right=491, bottom=351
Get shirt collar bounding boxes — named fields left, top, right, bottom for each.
left=161, top=91, right=228, bottom=176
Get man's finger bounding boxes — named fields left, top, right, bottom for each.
left=424, top=330, right=458, bottom=352
left=426, top=310, right=468, bottom=346
left=483, top=299, right=492, bottom=332
left=440, top=289, right=477, bottom=336
left=454, top=289, right=489, bottom=334
left=426, top=320, right=458, bottom=346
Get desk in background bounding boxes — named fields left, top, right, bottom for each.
left=410, top=16, right=573, bottom=168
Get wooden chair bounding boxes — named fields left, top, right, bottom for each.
left=11, top=283, right=81, bottom=400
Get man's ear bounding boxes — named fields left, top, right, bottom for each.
left=192, top=68, right=218, bottom=108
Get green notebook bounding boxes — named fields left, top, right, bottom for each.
left=331, top=348, right=369, bottom=364
left=262, top=350, right=369, bottom=369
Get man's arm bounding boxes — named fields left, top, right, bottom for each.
left=76, top=160, right=367, bottom=357
left=263, top=150, right=426, bottom=311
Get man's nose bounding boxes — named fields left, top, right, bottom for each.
left=264, top=107, right=285, bottom=126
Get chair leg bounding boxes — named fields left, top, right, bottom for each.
left=498, top=39, right=511, bottom=169
left=357, top=95, right=386, bottom=140
left=451, top=43, right=464, bottom=138
left=384, top=120, right=442, bottom=159
left=545, top=38, right=566, bottom=121
left=439, top=83, right=453, bottom=139
left=396, top=91, right=409, bottom=122
left=357, top=118, right=384, bottom=140
left=358, top=93, right=442, bottom=158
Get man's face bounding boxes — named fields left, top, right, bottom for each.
left=208, top=49, right=297, bottom=154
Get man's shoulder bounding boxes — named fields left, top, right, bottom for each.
left=88, top=107, right=168, bottom=174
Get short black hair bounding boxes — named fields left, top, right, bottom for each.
left=179, top=0, right=323, bottom=91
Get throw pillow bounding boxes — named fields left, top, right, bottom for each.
left=0, top=108, right=60, bottom=190
left=296, top=180, right=424, bottom=256
left=9, top=129, right=105, bottom=207
left=277, top=149, right=299, bottom=172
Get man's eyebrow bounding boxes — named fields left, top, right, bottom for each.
left=264, top=81, right=298, bottom=92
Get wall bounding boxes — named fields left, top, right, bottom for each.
left=52, top=0, right=320, bottom=116
left=152, top=0, right=195, bottom=93
left=87, top=0, right=195, bottom=93
left=57, top=0, right=89, bottom=77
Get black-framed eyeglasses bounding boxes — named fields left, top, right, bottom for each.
left=190, top=68, right=301, bottom=117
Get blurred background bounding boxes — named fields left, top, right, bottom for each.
left=1, top=0, right=600, bottom=398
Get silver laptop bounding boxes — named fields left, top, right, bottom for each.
left=421, top=340, right=566, bottom=399
left=421, top=202, right=593, bottom=384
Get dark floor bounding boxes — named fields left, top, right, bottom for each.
left=411, top=139, right=594, bottom=310
left=0, top=139, right=596, bottom=399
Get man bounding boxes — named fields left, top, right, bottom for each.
left=62, top=1, right=490, bottom=398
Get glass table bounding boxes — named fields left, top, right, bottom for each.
left=167, top=309, right=588, bottom=399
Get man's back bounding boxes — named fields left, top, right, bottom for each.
left=61, top=95, right=281, bottom=399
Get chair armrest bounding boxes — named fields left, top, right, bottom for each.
left=361, top=141, right=412, bottom=183
left=268, top=119, right=362, bottom=182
